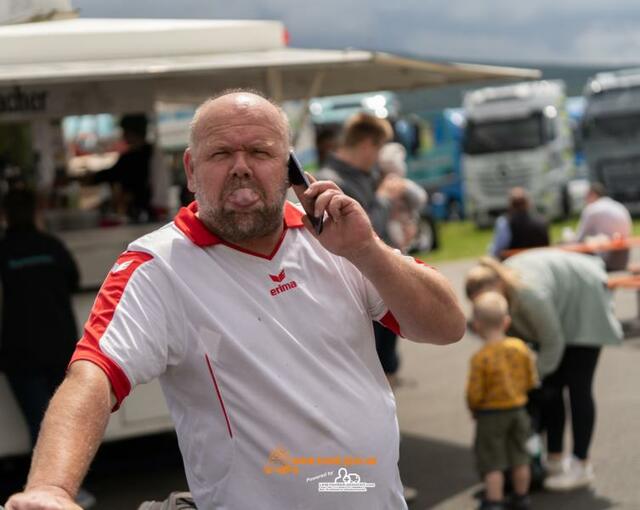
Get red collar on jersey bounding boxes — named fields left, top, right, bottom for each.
left=174, top=201, right=305, bottom=248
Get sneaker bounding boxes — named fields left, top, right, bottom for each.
left=544, top=456, right=569, bottom=476
left=75, top=487, right=97, bottom=509
left=403, top=485, right=418, bottom=502
left=544, top=457, right=595, bottom=491
left=509, top=493, right=531, bottom=510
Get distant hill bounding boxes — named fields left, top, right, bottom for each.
left=397, top=61, right=622, bottom=113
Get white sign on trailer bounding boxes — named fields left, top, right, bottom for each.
left=0, top=82, right=154, bottom=122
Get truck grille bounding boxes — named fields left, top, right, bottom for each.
left=478, top=165, right=533, bottom=197
left=597, top=157, right=640, bottom=200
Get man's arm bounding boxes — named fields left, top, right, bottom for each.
left=349, top=237, right=465, bottom=344
left=299, top=180, right=466, bottom=345
left=5, top=361, right=113, bottom=510
left=575, top=206, right=593, bottom=241
left=489, top=215, right=511, bottom=259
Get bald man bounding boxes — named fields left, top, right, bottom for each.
left=5, top=90, right=465, bottom=510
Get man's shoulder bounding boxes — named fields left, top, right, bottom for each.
left=591, top=197, right=624, bottom=213
left=1, top=229, right=65, bottom=253
left=109, top=225, right=182, bottom=288
left=128, top=221, right=188, bottom=258
left=315, top=166, right=344, bottom=184
left=317, top=155, right=364, bottom=178
left=530, top=212, right=549, bottom=227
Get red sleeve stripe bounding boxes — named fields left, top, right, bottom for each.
left=375, top=259, right=431, bottom=337
left=69, top=345, right=130, bottom=411
left=379, top=311, right=401, bottom=336
left=413, top=257, right=436, bottom=270
left=69, top=251, right=153, bottom=410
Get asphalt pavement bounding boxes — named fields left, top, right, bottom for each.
left=395, top=258, right=640, bottom=510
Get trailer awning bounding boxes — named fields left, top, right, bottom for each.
left=0, top=18, right=541, bottom=117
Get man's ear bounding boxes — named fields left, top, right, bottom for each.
left=503, top=315, right=512, bottom=331
left=183, top=148, right=196, bottom=193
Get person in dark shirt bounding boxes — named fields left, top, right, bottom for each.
left=489, top=187, right=550, bottom=260
left=0, top=188, right=79, bottom=446
left=316, top=113, right=400, bottom=373
left=92, top=114, right=153, bottom=222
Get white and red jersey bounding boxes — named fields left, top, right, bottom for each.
left=71, top=201, right=408, bottom=510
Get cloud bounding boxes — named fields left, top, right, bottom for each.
left=399, top=28, right=561, bottom=64
left=70, top=0, right=640, bottom=65
left=573, top=23, right=640, bottom=65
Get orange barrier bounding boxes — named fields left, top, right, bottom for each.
left=608, top=274, right=640, bottom=290
left=501, top=236, right=640, bottom=259
left=607, top=272, right=640, bottom=339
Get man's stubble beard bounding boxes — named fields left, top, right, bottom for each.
left=196, top=179, right=288, bottom=243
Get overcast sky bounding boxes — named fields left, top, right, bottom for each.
left=72, top=0, right=640, bottom=66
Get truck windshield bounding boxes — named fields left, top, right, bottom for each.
left=583, top=112, right=640, bottom=140
left=463, top=113, right=544, bottom=154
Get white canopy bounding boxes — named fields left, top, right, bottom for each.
left=0, top=18, right=541, bottom=119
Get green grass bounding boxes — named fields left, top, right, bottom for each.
left=415, top=217, right=640, bottom=264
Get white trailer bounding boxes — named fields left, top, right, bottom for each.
left=462, top=80, right=574, bottom=227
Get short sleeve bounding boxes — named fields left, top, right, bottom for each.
left=489, top=215, right=512, bottom=258
left=360, top=253, right=430, bottom=336
left=70, top=251, right=184, bottom=409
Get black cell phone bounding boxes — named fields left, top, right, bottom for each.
left=288, top=151, right=323, bottom=235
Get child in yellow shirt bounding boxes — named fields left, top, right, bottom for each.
left=467, top=291, right=538, bottom=510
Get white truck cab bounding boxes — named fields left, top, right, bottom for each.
left=582, top=68, right=640, bottom=214
left=462, top=80, right=574, bottom=227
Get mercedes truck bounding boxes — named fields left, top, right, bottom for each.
left=582, top=68, right=640, bottom=213
left=462, top=80, right=575, bottom=227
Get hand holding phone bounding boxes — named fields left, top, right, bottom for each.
left=288, top=151, right=323, bottom=235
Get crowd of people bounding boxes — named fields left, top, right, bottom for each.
left=478, top=181, right=631, bottom=508
left=0, top=90, right=633, bottom=510
left=465, top=249, right=623, bottom=508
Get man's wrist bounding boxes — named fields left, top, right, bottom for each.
left=24, top=483, right=75, bottom=501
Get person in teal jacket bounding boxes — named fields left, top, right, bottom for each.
left=465, top=249, right=622, bottom=493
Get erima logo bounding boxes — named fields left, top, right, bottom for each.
left=111, top=260, right=133, bottom=273
left=269, top=269, right=298, bottom=296
left=269, top=269, right=286, bottom=283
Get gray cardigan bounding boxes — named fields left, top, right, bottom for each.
left=505, top=249, right=623, bottom=377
